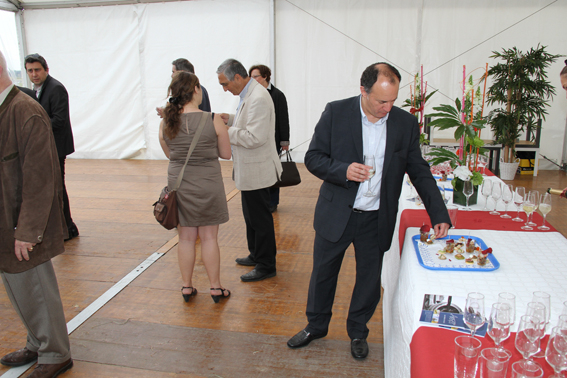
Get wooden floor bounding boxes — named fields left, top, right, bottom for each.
left=1, top=160, right=566, bottom=378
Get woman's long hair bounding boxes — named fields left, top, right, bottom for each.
left=163, top=72, right=201, bottom=139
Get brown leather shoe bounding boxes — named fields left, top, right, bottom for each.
left=26, top=358, right=73, bottom=378
left=1, top=348, right=38, bottom=367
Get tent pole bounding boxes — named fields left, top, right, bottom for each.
left=269, top=0, right=275, bottom=85
left=15, top=10, right=29, bottom=87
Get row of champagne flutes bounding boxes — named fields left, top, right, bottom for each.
left=479, top=181, right=552, bottom=230
left=456, top=291, right=567, bottom=377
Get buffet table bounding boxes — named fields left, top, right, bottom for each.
left=382, top=175, right=566, bottom=378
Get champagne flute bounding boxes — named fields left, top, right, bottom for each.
left=525, top=301, right=547, bottom=358
left=465, top=292, right=485, bottom=337
left=527, top=190, right=540, bottom=227
left=363, top=155, right=376, bottom=197
left=500, top=184, right=513, bottom=219
left=531, top=292, right=551, bottom=325
left=481, top=179, right=493, bottom=211
left=463, top=180, right=474, bottom=211
left=545, top=327, right=567, bottom=378
left=490, top=182, right=502, bottom=215
left=515, top=315, right=541, bottom=363
left=521, top=191, right=537, bottom=230
left=488, top=302, right=511, bottom=350
left=498, top=292, right=516, bottom=325
left=538, top=193, right=552, bottom=230
left=512, top=186, right=526, bottom=222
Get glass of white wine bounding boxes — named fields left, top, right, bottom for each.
left=521, top=191, right=537, bottom=231
left=512, top=186, right=525, bottom=222
left=527, top=190, right=539, bottom=227
left=537, top=193, right=551, bottom=230
left=363, top=155, right=376, bottom=197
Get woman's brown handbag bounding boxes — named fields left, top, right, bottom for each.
left=153, top=112, right=208, bottom=229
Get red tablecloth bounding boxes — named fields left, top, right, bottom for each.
left=398, top=210, right=556, bottom=253
left=410, top=327, right=553, bottom=377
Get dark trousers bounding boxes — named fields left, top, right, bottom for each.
left=241, top=188, right=277, bottom=272
left=269, top=187, right=280, bottom=207
left=306, top=209, right=384, bottom=340
left=59, top=157, right=73, bottom=228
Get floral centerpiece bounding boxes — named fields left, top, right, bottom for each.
left=425, top=70, right=488, bottom=206
left=401, top=66, right=437, bottom=145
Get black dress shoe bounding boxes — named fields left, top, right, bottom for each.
left=235, top=256, right=256, bottom=266
left=287, top=329, right=327, bottom=349
left=240, top=268, right=276, bottom=282
left=351, top=338, right=369, bottom=359
left=1, top=347, right=38, bottom=367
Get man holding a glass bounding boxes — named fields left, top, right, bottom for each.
left=287, top=62, right=451, bottom=359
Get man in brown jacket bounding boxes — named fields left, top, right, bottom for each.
left=0, top=51, right=73, bottom=377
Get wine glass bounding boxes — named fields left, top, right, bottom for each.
left=512, top=186, right=526, bottom=222
left=521, top=191, right=537, bottom=230
left=500, top=184, right=513, bottom=219
left=488, top=302, right=511, bottom=350
left=511, top=360, right=544, bottom=378
left=481, top=179, right=493, bottom=211
left=478, top=154, right=489, bottom=176
left=538, top=193, right=552, bottom=230
left=525, top=301, right=547, bottom=358
left=465, top=292, right=485, bottom=337
left=531, top=292, right=551, bottom=325
left=439, top=186, right=449, bottom=205
left=515, top=315, right=541, bottom=363
left=363, top=155, right=376, bottom=197
left=463, top=180, right=474, bottom=211
left=490, top=182, right=502, bottom=215
left=545, top=327, right=567, bottom=378
left=527, top=190, right=540, bottom=227
left=498, top=292, right=516, bottom=325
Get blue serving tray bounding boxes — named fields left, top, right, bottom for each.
left=412, top=234, right=500, bottom=272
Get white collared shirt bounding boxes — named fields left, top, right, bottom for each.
left=0, top=84, right=14, bottom=106
left=353, top=96, right=388, bottom=210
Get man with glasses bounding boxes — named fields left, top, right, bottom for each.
left=24, top=53, right=78, bottom=241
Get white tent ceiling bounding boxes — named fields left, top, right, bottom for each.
left=1, top=0, right=566, bottom=166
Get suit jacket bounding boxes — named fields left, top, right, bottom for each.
left=305, top=96, right=450, bottom=251
left=227, top=79, right=282, bottom=191
left=199, top=85, right=211, bottom=112
left=17, top=86, right=38, bottom=101
left=0, top=87, right=67, bottom=273
left=267, top=84, right=290, bottom=151
left=37, top=75, right=75, bottom=158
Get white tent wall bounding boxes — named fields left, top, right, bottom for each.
left=6, top=0, right=566, bottom=165
left=22, top=0, right=270, bottom=159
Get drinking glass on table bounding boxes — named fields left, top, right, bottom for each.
left=515, top=315, right=541, bottom=363
left=521, top=191, right=537, bottom=230
left=478, top=347, right=512, bottom=378
left=537, top=192, right=552, bottom=230
left=511, top=360, right=544, bottom=378
left=490, top=182, right=502, bottom=215
left=481, top=179, right=493, bottom=211
left=363, top=155, right=376, bottom=197
left=463, top=180, right=474, bottom=211
left=478, top=154, right=489, bottom=176
left=531, top=291, right=551, bottom=325
left=454, top=335, right=482, bottom=378
left=500, top=184, right=513, bottom=219
left=465, top=292, right=485, bottom=337
left=545, top=327, right=567, bottom=378
left=527, top=190, right=540, bottom=227
left=488, top=302, right=512, bottom=350
left=512, top=186, right=526, bottom=222
left=498, top=292, right=516, bottom=325
left=525, top=301, right=547, bottom=358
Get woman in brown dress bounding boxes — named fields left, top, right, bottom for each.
left=159, top=72, right=232, bottom=303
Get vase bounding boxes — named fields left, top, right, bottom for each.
left=499, top=159, right=520, bottom=181
left=452, top=178, right=478, bottom=206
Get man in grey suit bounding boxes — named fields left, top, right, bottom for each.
left=287, top=63, right=450, bottom=359
left=217, top=59, right=282, bottom=282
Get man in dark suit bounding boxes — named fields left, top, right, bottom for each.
left=24, top=53, right=78, bottom=241
left=171, top=58, right=211, bottom=112
left=287, top=63, right=450, bottom=359
left=249, top=64, right=290, bottom=212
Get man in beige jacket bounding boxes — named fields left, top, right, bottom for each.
left=0, top=51, right=73, bottom=378
left=217, top=59, right=282, bottom=282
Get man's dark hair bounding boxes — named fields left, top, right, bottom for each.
left=24, top=53, right=48, bottom=71
left=216, top=59, right=248, bottom=81
left=249, top=64, right=271, bottom=83
left=360, top=62, right=401, bottom=94
left=172, top=58, right=195, bottom=74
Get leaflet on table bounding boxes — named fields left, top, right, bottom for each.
left=419, top=294, right=487, bottom=337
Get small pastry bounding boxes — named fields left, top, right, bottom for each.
left=455, top=253, right=464, bottom=260
left=465, top=258, right=474, bottom=264
left=439, top=254, right=447, bottom=260
left=420, top=224, right=430, bottom=242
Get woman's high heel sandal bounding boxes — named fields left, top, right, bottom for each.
left=181, top=287, right=197, bottom=302
left=210, top=288, right=230, bottom=303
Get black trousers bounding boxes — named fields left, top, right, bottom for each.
left=59, top=157, right=74, bottom=228
left=305, top=209, right=384, bottom=340
left=240, top=188, right=277, bottom=272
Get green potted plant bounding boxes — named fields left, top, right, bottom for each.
left=401, top=69, right=437, bottom=145
left=485, top=45, right=562, bottom=180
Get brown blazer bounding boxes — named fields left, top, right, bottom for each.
left=0, top=86, right=67, bottom=273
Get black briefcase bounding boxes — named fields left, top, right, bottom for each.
left=273, top=151, right=301, bottom=188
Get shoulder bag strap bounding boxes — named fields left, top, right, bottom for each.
left=172, top=112, right=208, bottom=191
